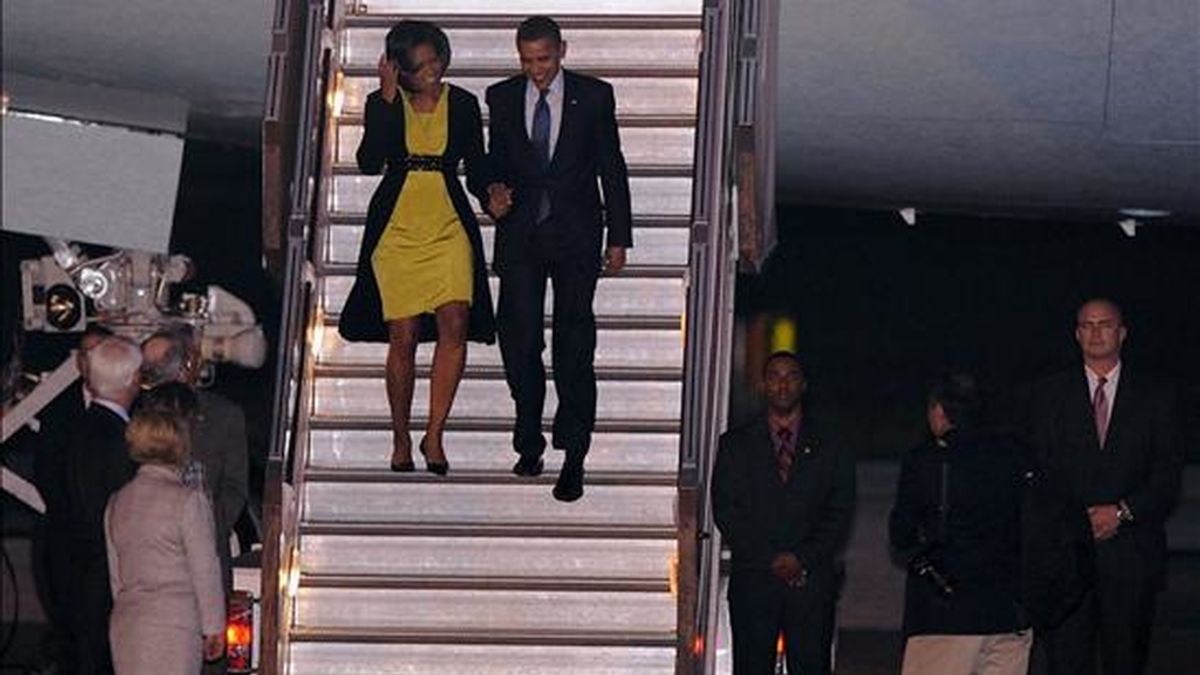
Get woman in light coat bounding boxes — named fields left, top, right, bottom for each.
left=105, top=400, right=225, bottom=675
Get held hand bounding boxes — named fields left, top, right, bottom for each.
left=377, top=52, right=399, bottom=103
left=603, top=246, right=627, bottom=276
left=770, top=552, right=805, bottom=588
left=487, top=183, right=513, bottom=219
left=202, top=633, right=226, bottom=662
left=1087, top=504, right=1121, bottom=541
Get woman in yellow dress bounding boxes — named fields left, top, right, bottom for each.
left=338, top=20, right=502, bottom=474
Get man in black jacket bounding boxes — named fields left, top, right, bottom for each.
left=62, top=335, right=142, bottom=674
left=1029, top=298, right=1184, bottom=675
left=890, top=372, right=1032, bottom=675
left=712, top=352, right=856, bottom=674
left=485, top=15, right=632, bottom=502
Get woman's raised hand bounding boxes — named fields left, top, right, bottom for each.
left=378, top=52, right=400, bottom=103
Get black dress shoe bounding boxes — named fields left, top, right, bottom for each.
left=512, top=455, right=545, bottom=477
left=419, top=437, right=449, bottom=476
left=552, top=460, right=585, bottom=502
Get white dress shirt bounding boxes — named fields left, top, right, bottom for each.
left=524, top=71, right=564, bottom=161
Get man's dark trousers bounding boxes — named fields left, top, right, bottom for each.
left=498, top=220, right=598, bottom=462
left=729, top=570, right=836, bottom=675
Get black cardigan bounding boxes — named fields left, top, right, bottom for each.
left=337, top=84, right=496, bottom=344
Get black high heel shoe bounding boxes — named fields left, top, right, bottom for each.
left=419, top=436, right=449, bottom=476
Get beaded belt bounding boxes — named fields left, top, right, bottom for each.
left=399, top=154, right=449, bottom=172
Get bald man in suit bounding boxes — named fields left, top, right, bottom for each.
left=1030, top=298, right=1184, bottom=675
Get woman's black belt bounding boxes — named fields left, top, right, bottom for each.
left=396, top=154, right=452, bottom=172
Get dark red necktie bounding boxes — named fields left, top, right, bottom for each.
left=1093, top=376, right=1109, bottom=446
left=776, top=427, right=795, bottom=482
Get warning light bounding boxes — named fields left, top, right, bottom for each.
left=226, top=590, right=254, bottom=673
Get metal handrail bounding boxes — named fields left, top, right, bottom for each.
left=259, top=1, right=341, bottom=672
left=676, top=1, right=739, bottom=673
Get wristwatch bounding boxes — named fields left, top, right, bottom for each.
left=1116, top=500, right=1135, bottom=524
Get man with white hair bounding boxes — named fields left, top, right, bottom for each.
left=63, top=335, right=142, bottom=674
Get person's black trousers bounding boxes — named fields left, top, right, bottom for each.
left=728, top=570, right=836, bottom=675
left=1039, top=535, right=1159, bottom=675
left=497, top=227, right=599, bottom=462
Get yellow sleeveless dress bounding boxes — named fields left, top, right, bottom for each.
left=370, top=85, right=473, bottom=320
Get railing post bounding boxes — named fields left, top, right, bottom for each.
left=259, top=1, right=339, bottom=672
left=677, top=1, right=778, bottom=673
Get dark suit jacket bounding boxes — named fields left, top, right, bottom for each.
left=338, top=84, right=496, bottom=344
left=192, top=389, right=248, bottom=586
left=485, top=70, right=632, bottom=271
left=63, top=404, right=136, bottom=566
left=1029, top=365, right=1184, bottom=580
left=712, top=417, right=856, bottom=582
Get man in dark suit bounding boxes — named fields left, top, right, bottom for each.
left=62, top=335, right=143, bottom=674
left=141, top=323, right=248, bottom=674
left=1030, top=298, right=1184, bottom=675
left=35, top=324, right=113, bottom=672
left=712, top=352, right=856, bottom=675
left=485, top=15, right=632, bottom=502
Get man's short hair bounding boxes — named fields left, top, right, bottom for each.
left=928, top=371, right=981, bottom=429
left=136, top=381, right=200, bottom=420
left=87, top=336, right=142, bottom=400
left=141, top=323, right=197, bottom=386
left=517, top=15, right=562, bottom=45
left=386, top=19, right=452, bottom=73
left=1076, top=297, right=1124, bottom=325
left=762, top=350, right=803, bottom=376
left=126, top=409, right=190, bottom=466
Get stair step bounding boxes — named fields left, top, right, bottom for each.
left=343, top=64, right=697, bottom=80
left=334, top=113, right=697, bottom=128
left=299, top=532, right=675, bottom=580
left=329, top=173, right=693, bottom=216
left=334, top=120, right=696, bottom=167
left=312, top=377, right=682, bottom=420
left=323, top=219, right=691, bottom=267
left=315, top=324, right=683, bottom=370
left=293, top=586, right=676, bottom=633
left=321, top=275, right=686, bottom=318
left=339, top=75, right=698, bottom=118
left=308, top=428, right=679, bottom=473
left=303, top=467, right=675, bottom=486
left=318, top=260, right=684, bottom=279
left=301, top=573, right=668, bottom=593
left=313, top=363, right=681, bottom=381
left=301, top=481, right=676, bottom=528
left=308, top=415, right=680, bottom=434
left=288, top=636, right=675, bottom=675
left=342, top=25, right=700, bottom=73
left=299, top=521, right=676, bottom=539
left=330, top=161, right=692, bottom=178
left=326, top=211, right=691, bottom=228
left=346, top=9, right=702, bottom=25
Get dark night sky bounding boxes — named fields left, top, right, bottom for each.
left=735, top=205, right=1200, bottom=459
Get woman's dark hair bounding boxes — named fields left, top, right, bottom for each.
left=928, top=371, right=982, bottom=430
left=385, top=20, right=451, bottom=74
left=516, top=15, right=562, bottom=45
